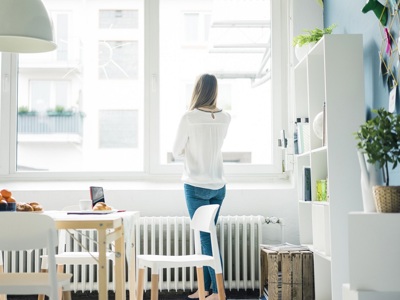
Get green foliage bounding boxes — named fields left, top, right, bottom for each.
left=355, top=108, right=400, bottom=186
left=293, top=24, right=337, bottom=47
left=18, top=106, right=29, bottom=114
left=55, top=105, right=65, bottom=113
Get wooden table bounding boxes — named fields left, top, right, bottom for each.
left=45, top=211, right=140, bottom=300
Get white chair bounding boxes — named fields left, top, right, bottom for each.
left=0, top=251, right=6, bottom=300
left=0, top=212, right=72, bottom=300
left=137, top=204, right=225, bottom=300
left=39, top=205, right=115, bottom=299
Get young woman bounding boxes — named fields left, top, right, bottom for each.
left=173, top=74, right=231, bottom=300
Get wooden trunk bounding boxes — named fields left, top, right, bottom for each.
left=260, top=248, right=315, bottom=300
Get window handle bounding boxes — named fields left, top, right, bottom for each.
left=151, top=74, right=158, bottom=92
left=2, top=73, right=9, bottom=93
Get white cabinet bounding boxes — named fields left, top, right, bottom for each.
left=343, top=212, right=400, bottom=299
left=294, top=34, right=364, bottom=299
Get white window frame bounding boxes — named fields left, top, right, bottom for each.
left=0, top=0, right=289, bottom=181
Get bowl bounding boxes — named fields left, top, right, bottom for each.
left=6, top=202, right=16, bottom=212
left=0, top=203, right=7, bottom=211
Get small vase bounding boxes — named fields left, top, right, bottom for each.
left=357, top=151, right=380, bottom=212
left=294, top=42, right=316, bottom=62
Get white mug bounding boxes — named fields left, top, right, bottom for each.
left=79, top=199, right=92, bottom=211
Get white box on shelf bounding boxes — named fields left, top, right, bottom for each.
left=349, top=213, right=400, bottom=292
left=343, top=283, right=400, bottom=300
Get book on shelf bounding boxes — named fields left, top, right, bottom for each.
left=260, top=242, right=310, bottom=251
left=303, top=166, right=311, bottom=201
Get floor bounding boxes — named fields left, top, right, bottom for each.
left=7, top=289, right=260, bottom=299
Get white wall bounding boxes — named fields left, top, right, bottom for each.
left=5, top=181, right=299, bottom=245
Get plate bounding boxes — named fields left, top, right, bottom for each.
left=67, top=210, right=117, bottom=215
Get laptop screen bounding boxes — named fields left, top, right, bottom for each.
left=90, top=186, right=105, bottom=207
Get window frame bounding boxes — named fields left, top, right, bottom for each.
left=0, top=0, right=289, bottom=181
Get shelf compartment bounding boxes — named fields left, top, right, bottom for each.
left=311, top=202, right=331, bottom=256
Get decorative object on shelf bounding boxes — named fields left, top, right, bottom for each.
left=292, top=24, right=337, bottom=61
left=355, top=108, right=400, bottom=212
left=316, top=179, right=328, bottom=201
left=312, top=111, right=324, bottom=140
left=357, top=150, right=380, bottom=212
left=296, top=117, right=310, bottom=154
left=361, top=0, right=388, bottom=26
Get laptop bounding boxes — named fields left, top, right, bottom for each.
left=67, top=186, right=115, bottom=214
left=90, top=186, right=105, bottom=207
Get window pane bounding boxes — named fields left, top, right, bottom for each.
left=99, top=9, right=138, bottom=29
left=16, top=0, right=144, bottom=172
left=98, top=40, right=138, bottom=79
left=99, top=110, right=138, bottom=148
left=160, top=0, right=272, bottom=165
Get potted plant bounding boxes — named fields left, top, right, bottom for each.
left=18, top=106, right=37, bottom=116
left=355, top=108, right=400, bottom=212
left=293, top=24, right=336, bottom=61
left=47, top=105, right=73, bottom=116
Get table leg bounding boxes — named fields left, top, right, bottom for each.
left=0, top=263, right=7, bottom=300
left=98, top=228, right=108, bottom=300
left=115, top=227, right=126, bottom=300
left=128, top=237, right=136, bottom=300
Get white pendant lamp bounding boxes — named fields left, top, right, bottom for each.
left=0, top=0, right=57, bottom=53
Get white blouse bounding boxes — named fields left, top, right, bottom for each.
left=172, top=109, right=231, bottom=190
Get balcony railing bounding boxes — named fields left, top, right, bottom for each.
left=18, top=112, right=84, bottom=136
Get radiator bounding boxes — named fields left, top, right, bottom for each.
left=137, top=215, right=265, bottom=291
left=0, top=215, right=269, bottom=292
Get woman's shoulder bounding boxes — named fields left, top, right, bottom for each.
left=220, top=110, right=231, bottom=121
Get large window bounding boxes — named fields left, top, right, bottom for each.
left=0, top=0, right=288, bottom=179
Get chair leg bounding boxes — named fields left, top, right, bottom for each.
left=196, top=267, right=206, bottom=300
left=215, top=273, right=225, bottom=300
left=57, top=265, right=65, bottom=300
left=150, top=274, right=159, bottom=300
left=0, top=264, right=6, bottom=300
left=137, top=268, right=145, bottom=300
left=62, top=291, right=72, bottom=300
left=38, top=269, right=48, bottom=300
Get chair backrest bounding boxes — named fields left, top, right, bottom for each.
left=190, top=204, right=219, bottom=233
left=0, top=212, right=57, bottom=251
left=0, top=212, right=59, bottom=299
left=190, top=205, right=222, bottom=272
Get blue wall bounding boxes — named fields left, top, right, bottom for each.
left=324, top=0, right=400, bottom=184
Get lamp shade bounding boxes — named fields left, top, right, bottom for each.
left=0, top=0, right=57, bottom=53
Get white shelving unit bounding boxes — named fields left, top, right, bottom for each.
left=294, top=34, right=364, bottom=299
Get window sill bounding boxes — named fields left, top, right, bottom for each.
left=0, top=175, right=294, bottom=192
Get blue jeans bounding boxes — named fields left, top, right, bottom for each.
left=184, top=184, right=225, bottom=294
